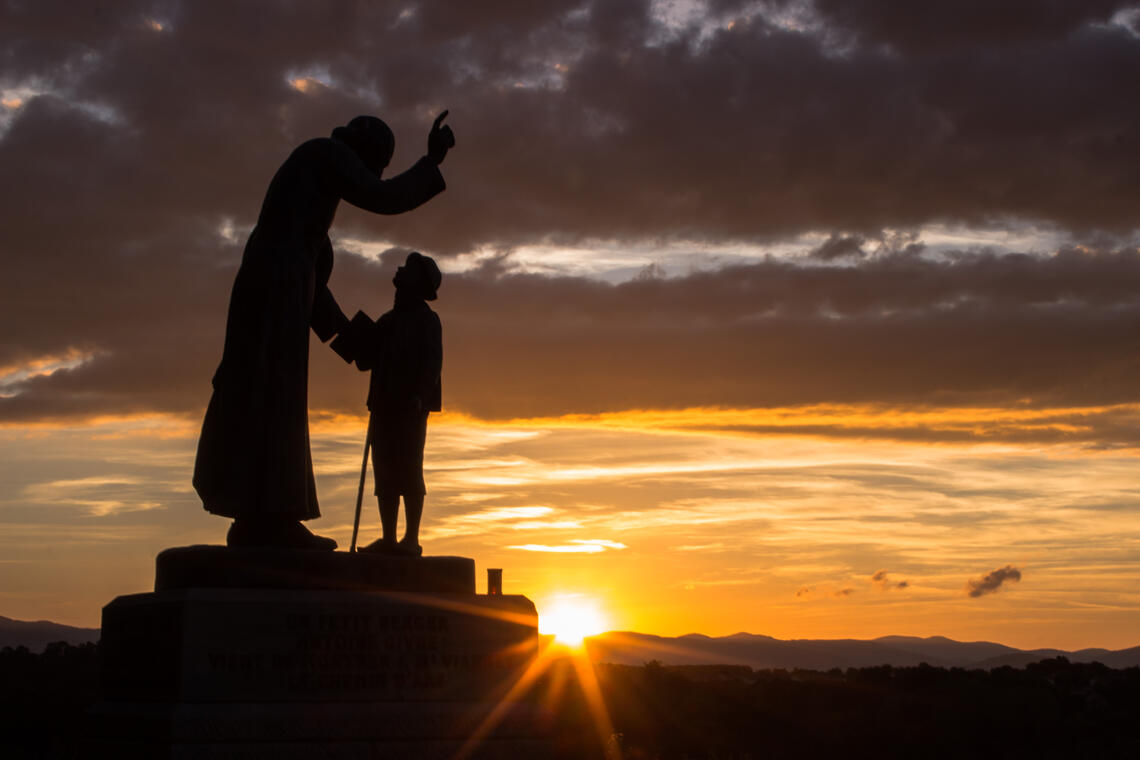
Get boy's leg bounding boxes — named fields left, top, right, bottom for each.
left=379, top=494, right=400, bottom=544
left=360, top=494, right=400, bottom=553
left=396, top=412, right=428, bottom=556
left=402, top=492, right=424, bottom=548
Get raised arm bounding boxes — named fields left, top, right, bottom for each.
left=327, top=112, right=453, bottom=214
left=322, top=137, right=445, bottom=214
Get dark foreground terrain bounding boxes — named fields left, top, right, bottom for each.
left=3, top=643, right=1139, bottom=758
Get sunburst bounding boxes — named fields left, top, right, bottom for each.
left=538, top=595, right=609, bottom=648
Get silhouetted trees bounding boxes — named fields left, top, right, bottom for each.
left=1, top=641, right=99, bottom=759
left=3, top=644, right=1139, bottom=758
left=571, top=657, right=1140, bottom=759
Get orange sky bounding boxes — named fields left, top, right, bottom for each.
left=3, top=404, right=1138, bottom=651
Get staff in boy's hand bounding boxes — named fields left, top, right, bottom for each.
left=350, top=421, right=371, bottom=553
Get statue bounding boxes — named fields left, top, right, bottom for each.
left=338, top=252, right=443, bottom=556
left=192, top=113, right=455, bottom=550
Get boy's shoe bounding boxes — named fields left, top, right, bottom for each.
left=395, top=538, right=423, bottom=557
left=359, top=537, right=398, bottom=554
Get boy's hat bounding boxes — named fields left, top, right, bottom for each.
left=406, top=251, right=442, bottom=301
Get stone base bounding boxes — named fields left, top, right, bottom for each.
left=156, top=545, right=476, bottom=593
left=101, top=588, right=537, bottom=702
left=94, top=548, right=549, bottom=757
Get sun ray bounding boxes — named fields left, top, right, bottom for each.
left=450, top=607, right=624, bottom=759
left=452, top=637, right=561, bottom=760
left=369, top=590, right=539, bottom=627
left=571, top=649, right=622, bottom=759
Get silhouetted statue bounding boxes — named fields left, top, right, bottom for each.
left=339, top=252, right=442, bottom=556
left=193, top=113, right=455, bottom=550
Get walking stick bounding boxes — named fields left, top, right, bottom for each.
left=350, top=420, right=371, bottom=553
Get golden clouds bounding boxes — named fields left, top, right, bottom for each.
left=2, top=405, right=1139, bottom=648
left=0, top=348, right=99, bottom=398
left=0, top=412, right=196, bottom=437
left=105, top=401, right=1140, bottom=450
left=456, top=404, right=1140, bottom=446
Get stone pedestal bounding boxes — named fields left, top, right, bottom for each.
left=91, top=546, right=549, bottom=758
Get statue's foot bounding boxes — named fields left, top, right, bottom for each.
left=292, top=521, right=337, bottom=551
left=396, top=538, right=423, bottom=557
left=359, top=537, right=397, bottom=554
left=226, top=519, right=337, bottom=551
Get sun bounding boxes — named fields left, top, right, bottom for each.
left=538, top=595, right=609, bottom=648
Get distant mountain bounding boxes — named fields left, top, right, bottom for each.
left=975, top=645, right=1140, bottom=670
left=5, top=614, right=1138, bottom=671
left=0, top=615, right=99, bottom=652
left=585, top=631, right=1140, bottom=670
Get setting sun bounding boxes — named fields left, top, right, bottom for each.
left=538, top=596, right=609, bottom=647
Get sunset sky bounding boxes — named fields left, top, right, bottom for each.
left=3, top=0, right=1140, bottom=651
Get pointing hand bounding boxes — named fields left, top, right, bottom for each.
left=428, top=110, right=455, bottom=166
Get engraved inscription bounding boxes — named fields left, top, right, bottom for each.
left=204, top=610, right=488, bottom=696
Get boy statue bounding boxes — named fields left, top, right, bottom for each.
left=338, top=252, right=442, bottom=555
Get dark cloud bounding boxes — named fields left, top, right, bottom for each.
left=807, top=0, right=1132, bottom=51
left=2, top=1, right=1140, bottom=431
left=809, top=234, right=866, bottom=261
left=796, top=585, right=855, bottom=598
left=320, top=247, right=1140, bottom=423
left=5, top=245, right=1140, bottom=438
left=870, top=569, right=909, bottom=590
left=965, top=564, right=1022, bottom=598
left=5, top=0, right=1140, bottom=250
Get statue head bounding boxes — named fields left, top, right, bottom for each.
left=394, top=251, right=442, bottom=301
left=331, top=115, right=395, bottom=176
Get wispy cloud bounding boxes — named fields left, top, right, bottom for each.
left=21, top=475, right=163, bottom=516
left=509, top=539, right=628, bottom=553
left=675, top=543, right=727, bottom=552
left=451, top=506, right=555, bottom=521
left=425, top=505, right=580, bottom=539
